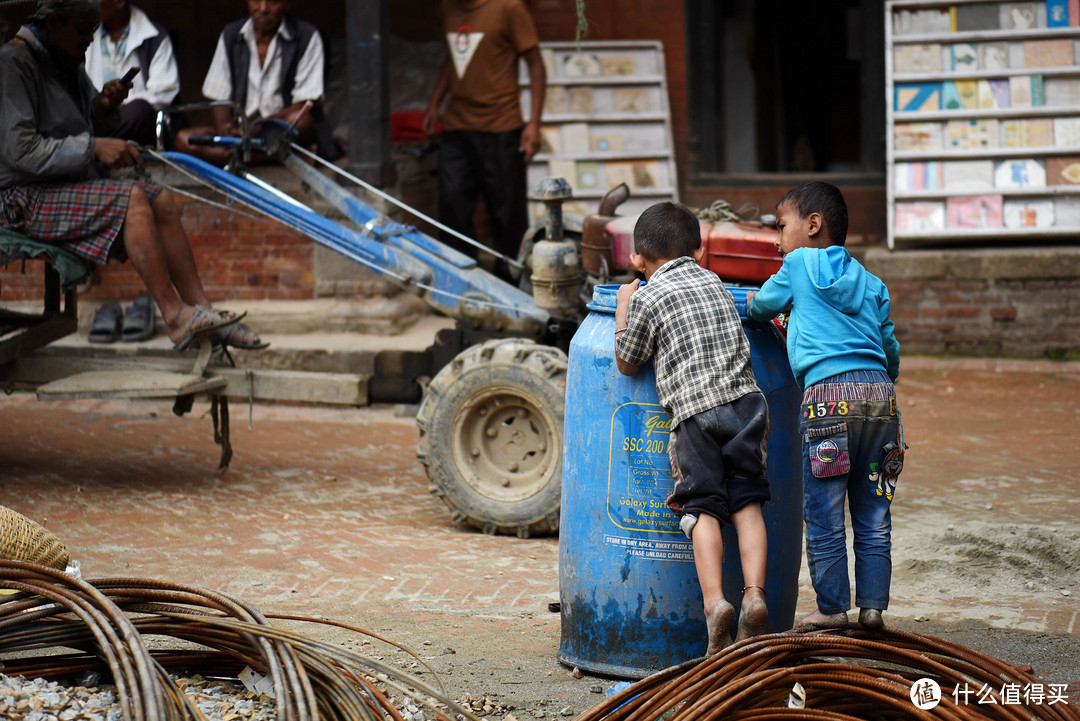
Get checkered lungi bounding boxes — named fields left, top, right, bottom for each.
left=0, top=179, right=162, bottom=264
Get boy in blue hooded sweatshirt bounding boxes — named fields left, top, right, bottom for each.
left=747, top=181, right=904, bottom=632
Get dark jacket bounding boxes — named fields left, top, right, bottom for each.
left=0, top=25, right=119, bottom=188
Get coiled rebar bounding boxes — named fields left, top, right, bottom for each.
left=576, top=628, right=1079, bottom=721
left=0, top=561, right=479, bottom=721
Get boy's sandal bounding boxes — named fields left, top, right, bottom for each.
left=172, top=306, right=245, bottom=352
left=88, top=300, right=122, bottom=344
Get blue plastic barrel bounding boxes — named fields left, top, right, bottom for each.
left=558, top=283, right=802, bottom=678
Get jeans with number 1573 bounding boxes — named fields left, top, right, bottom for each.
left=800, top=370, right=905, bottom=615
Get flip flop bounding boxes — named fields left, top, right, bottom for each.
left=121, top=294, right=156, bottom=342
left=88, top=300, right=122, bottom=344
left=213, top=321, right=270, bottom=351
left=172, top=306, right=246, bottom=352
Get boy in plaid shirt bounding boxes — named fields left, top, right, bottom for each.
left=615, top=201, right=770, bottom=653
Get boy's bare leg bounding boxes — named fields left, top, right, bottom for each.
left=120, top=185, right=195, bottom=343
left=691, top=514, right=734, bottom=654
left=731, top=502, right=768, bottom=641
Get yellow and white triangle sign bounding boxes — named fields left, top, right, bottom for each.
left=448, top=29, right=484, bottom=79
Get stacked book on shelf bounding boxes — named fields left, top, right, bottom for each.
left=887, top=0, right=1080, bottom=242
left=520, top=41, right=678, bottom=221
left=894, top=38, right=1075, bottom=112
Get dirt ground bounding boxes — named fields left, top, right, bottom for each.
left=1, top=358, right=1079, bottom=714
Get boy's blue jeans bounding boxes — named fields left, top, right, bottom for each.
left=799, top=370, right=904, bottom=615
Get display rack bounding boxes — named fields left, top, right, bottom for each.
left=886, top=0, right=1080, bottom=247
left=520, top=40, right=679, bottom=221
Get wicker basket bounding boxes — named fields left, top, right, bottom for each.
left=0, top=505, right=70, bottom=570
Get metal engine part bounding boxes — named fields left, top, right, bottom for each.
left=581, top=182, right=630, bottom=280
left=529, top=177, right=583, bottom=316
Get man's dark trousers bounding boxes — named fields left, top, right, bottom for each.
left=437, top=128, right=527, bottom=281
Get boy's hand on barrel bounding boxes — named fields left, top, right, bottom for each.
left=616, top=279, right=640, bottom=304
left=745, top=290, right=757, bottom=305
left=615, top=279, right=640, bottom=330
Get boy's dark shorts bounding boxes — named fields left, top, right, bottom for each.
left=667, top=391, right=770, bottom=534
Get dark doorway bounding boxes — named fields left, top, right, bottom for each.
left=686, top=0, right=885, bottom=180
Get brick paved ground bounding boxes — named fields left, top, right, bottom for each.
left=1, top=359, right=1078, bottom=709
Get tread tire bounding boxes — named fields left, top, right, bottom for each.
left=416, top=338, right=566, bottom=537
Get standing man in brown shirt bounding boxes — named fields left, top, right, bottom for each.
left=422, top=0, right=545, bottom=283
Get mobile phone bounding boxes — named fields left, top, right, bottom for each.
left=121, top=67, right=140, bottom=85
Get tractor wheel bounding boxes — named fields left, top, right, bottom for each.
left=416, top=338, right=566, bottom=537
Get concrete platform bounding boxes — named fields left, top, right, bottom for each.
left=25, top=301, right=458, bottom=401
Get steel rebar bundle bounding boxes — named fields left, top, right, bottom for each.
left=576, top=628, right=1080, bottom=721
left=0, top=561, right=479, bottom=721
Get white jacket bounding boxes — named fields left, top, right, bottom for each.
left=83, top=6, right=180, bottom=110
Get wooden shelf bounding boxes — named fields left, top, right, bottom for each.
left=525, top=40, right=679, bottom=218
left=893, top=26, right=1080, bottom=44
left=894, top=106, right=1080, bottom=122
left=896, top=186, right=1080, bottom=200
left=532, top=113, right=669, bottom=124
left=895, top=226, right=1080, bottom=240
left=892, top=0, right=1055, bottom=7
left=525, top=75, right=667, bottom=87
left=552, top=187, right=677, bottom=200
left=533, top=150, right=671, bottom=162
left=895, top=146, right=1080, bottom=160
left=895, top=67, right=1080, bottom=82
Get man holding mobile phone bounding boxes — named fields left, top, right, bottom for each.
left=84, top=0, right=180, bottom=146
left=0, top=0, right=264, bottom=351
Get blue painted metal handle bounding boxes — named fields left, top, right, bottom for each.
left=161, top=151, right=550, bottom=337
left=162, top=151, right=433, bottom=284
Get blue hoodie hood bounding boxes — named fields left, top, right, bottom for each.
left=747, top=246, right=901, bottom=388
left=802, top=245, right=868, bottom=316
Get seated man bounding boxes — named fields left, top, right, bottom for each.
left=175, top=0, right=325, bottom=165
left=0, top=0, right=265, bottom=352
left=83, top=0, right=180, bottom=147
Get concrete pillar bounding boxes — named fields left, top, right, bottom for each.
left=345, top=0, right=394, bottom=186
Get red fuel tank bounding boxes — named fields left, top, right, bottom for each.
left=700, top=221, right=782, bottom=283
left=602, top=216, right=780, bottom=283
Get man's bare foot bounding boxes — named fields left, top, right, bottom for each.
left=163, top=305, right=241, bottom=343
left=705, top=600, right=735, bottom=654
left=735, top=597, right=768, bottom=642
left=793, top=609, right=849, bottom=632
left=213, top=321, right=269, bottom=350
left=165, top=305, right=245, bottom=351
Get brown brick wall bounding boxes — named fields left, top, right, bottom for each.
left=0, top=192, right=314, bottom=303
left=861, top=249, right=1080, bottom=360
